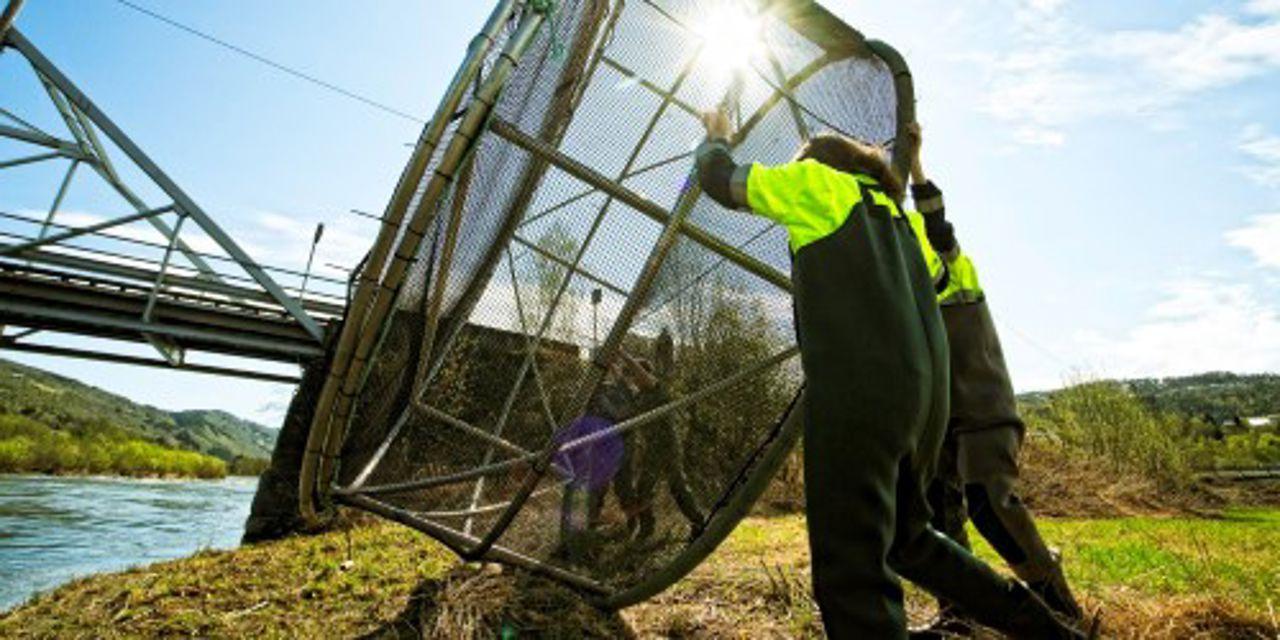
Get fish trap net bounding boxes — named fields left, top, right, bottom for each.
left=301, top=0, right=913, bottom=606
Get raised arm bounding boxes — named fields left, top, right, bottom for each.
left=905, top=122, right=957, bottom=258
left=695, top=110, right=750, bottom=210
left=695, top=111, right=865, bottom=252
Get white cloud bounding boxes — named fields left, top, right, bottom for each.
left=1075, top=277, right=1280, bottom=377
left=1225, top=213, right=1280, bottom=270
left=1237, top=124, right=1280, bottom=187
left=1104, top=14, right=1280, bottom=93
left=1246, top=0, right=1280, bottom=16
left=977, top=2, right=1280, bottom=146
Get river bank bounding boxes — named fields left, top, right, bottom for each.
left=2, top=508, right=1276, bottom=638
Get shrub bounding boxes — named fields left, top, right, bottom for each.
left=1025, top=380, right=1193, bottom=490
left=0, top=411, right=226, bottom=478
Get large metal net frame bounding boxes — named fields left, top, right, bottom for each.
left=297, top=0, right=915, bottom=607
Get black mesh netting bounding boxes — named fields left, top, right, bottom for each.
left=332, top=0, right=901, bottom=600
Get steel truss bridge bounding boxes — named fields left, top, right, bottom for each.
left=0, top=0, right=341, bottom=384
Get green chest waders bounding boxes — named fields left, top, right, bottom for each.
left=795, top=190, right=950, bottom=636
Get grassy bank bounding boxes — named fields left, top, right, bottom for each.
left=0, top=414, right=226, bottom=479
left=2, top=509, right=1276, bottom=638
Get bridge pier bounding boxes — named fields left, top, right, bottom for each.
left=242, top=355, right=331, bottom=543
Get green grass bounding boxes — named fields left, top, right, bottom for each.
left=3, top=511, right=1278, bottom=638
left=994, top=508, right=1280, bottom=611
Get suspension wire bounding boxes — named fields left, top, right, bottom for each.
left=107, top=0, right=426, bottom=124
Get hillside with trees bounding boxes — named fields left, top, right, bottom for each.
left=0, top=358, right=276, bottom=477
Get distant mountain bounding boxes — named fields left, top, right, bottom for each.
left=1020, top=372, right=1280, bottom=420
left=0, top=358, right=277, bottom=463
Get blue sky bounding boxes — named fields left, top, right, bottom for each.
left=2, top=0, right=1278, bottom=427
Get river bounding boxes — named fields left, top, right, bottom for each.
left=0, top=474, right=257, bottom=611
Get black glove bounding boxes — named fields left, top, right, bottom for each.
left=911, top=181, right=956, bottom=253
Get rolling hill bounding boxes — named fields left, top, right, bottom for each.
left=0, top=357, right=277, bottom=466
left=1020, top=371, right=1280, bottom=420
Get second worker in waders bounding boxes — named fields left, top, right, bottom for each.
left=907, top=125, right=1084, bottom=638
left=694, top=110, right=1089, bottom=639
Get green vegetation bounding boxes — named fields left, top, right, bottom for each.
left=1025, top=381, right=1194, bottom=489
left=1127, top=371, right=1280, bottom=420
left=0, top=358, right=276, bottom=476
left=0, top=413, right=226, bottom=478
left=3, top=510, right=1276, bottom=638
left=1022, top=379, right=1280, bottom=494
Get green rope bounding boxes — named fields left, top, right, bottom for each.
left=531, top=0, right=565, bottom=60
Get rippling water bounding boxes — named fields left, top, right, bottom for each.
left=0, top=474, right=257, bottom=611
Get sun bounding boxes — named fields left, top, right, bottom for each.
left=692, top=1, right=765, bottom=81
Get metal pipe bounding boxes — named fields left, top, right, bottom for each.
left=298, top=1, right=531, bottom=525
left=6, top=29, right=322, bottom=340
left=337, top=453, right=533, bottom=497
left=0, top=108, right=49, bottom=136
left=0, top=124, right=91, bottom=159
left=600, top=56, right=702, bottom=119
left=865, top=39, right=916, bottom=184
left=599, top=389, right=805, bottom=608
left=490, top=118, right=793, bottom=292
left=336, top=492, right=610, bottom=594
left=557, top=347, right=798, bottom=454
left=416, top=485, right=560, bottom=519
left=419, top=403, right=548, bottom=463
left=0, top=204, right=176, bottom=257
left=511, top=234, right=628, bottom=296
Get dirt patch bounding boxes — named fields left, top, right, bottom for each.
left=1012, top=437, right=1227, bottom=518
left=1091, top=591, right=1280, bottom=640
left=364, top=564, right=633, bottom=640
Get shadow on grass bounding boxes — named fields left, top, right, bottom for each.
left=361, top=564, right=634, bottom=640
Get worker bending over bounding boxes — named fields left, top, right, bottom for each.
left=907, top=124, right=1084, bottom=637
left=695, top=111, right=1088, bottom=639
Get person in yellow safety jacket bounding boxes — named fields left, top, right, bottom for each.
left=904, top=124, right=1085, bottom=639
left=695, top=110, right=1090, bottom=640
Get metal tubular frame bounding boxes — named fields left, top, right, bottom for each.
left=298, top=1, right=534, bottom=524
left=315, top=9, right=551, bottom=506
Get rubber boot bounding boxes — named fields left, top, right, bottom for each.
left=993, top=582, right=1095, bottom=640
left=1014, top=550, right=1083, bottom=621
left=908, top=603, right=975, bottom=639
